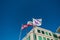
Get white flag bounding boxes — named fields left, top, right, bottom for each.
left=33, top=18, right=42, bottom=26
left=27, top=21, right=33, bottom=26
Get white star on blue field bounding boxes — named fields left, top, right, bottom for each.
left=0, top=0, right=60, bottom=40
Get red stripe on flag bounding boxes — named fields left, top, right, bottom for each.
left=21, top=24, right=28, bottom=29
left=27, top=24, right=32, bottom=26
left=21, top=24, right=32, bottom=30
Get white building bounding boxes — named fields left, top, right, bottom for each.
left=22, top=27, right=60, bottom=40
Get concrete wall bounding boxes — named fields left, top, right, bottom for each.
left=22, top=27, right=60, bottom=40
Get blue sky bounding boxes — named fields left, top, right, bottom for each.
left=0, top=0, right=60, bottom=40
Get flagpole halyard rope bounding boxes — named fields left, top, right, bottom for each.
left=19, top=26, right=22, bottom=40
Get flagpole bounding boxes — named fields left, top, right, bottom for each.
left=25, top=28, right=27, bottom=40
left=32, top=18, right=36, bottom=40
left=26, top=27, right=28, bottom=35
left=19, top=25, right=22, bottom=40
left=33, top=18, right=36, bottom=33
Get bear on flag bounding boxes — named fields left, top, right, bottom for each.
left=33, top=18, right=42, bottom=26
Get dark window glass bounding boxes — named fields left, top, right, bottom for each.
left=37, top=29, right=40, bottom=33
left=47, top=38, right=50, bottom=40
left=42, top=31, right=44, bottom=34
left=53, top=33, right=58, bottom=38
left=49, top=33, right=52, bottom=36
left=59, top=36, right=60, bottom=39
left=51, top=39, right=53, bottom=40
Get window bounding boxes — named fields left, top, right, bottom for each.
left=51, top=39, right=53, bottom=40
left=49, top=33, right=52, bottom=36
left=53, top=33, right=58, bottom=38
left=38, top=36, right=42, bottom=40
left=27, top=36, right=30, bottom=40
left=43, top=37, right=46, bottom=40
left=37, top=29, right=40, bottom=33
left=46, top=32, right=48, bottom=35
left=58, top=36, right=60, bottom=39
left=47, top=38, right=50, bottom=40
left=42, top=31, right=45, bottom=34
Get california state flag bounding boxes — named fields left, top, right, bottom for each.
left=33, top=18, right=42, bottom=26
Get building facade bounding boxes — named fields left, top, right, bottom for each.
left=22, top=27, right=60, bottom=40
